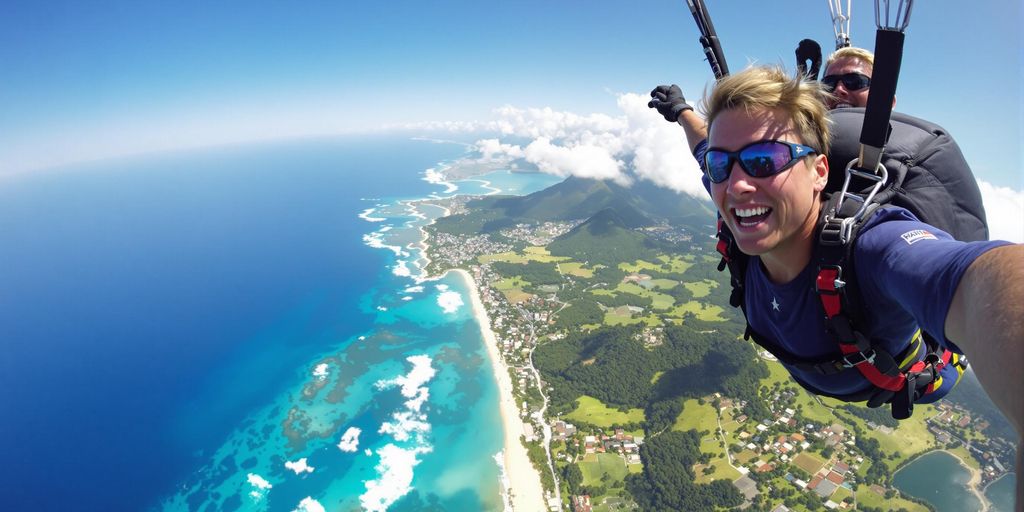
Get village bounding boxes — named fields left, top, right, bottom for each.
left=422, top=216, right=1017, bottom=512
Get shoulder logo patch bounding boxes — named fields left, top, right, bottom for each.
left=900, top=229, right=937, bottom=245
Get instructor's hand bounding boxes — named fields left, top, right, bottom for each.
left=648, top=84, right=693, bottom=123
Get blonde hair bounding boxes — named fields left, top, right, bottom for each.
left=825, top=46, right=874, bottom=70
left=703, top=66, right=831, bottom=155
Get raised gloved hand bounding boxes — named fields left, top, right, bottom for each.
left=648, top=84, right=693, bottom=123
left=795, top=39, right=822, bottom=81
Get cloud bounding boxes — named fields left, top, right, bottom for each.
left=978, top=180, right=1024, bottom=243
left=523, top=138, right=629, bottom=186
left=360, top=444, right=432, bottom=512
left=285, top=458, right=315, bottom=475
left=460, top=96, right=704, bottom=197
left=437, top=290, right=464, bottom=314
left=291, top=497, right=326, bottom=512
left=246, top=473, right=273, bottom=490
left=312, top=363, right=328, bottom=381
left=337, top=427, right=362, bottom=452
left=362, top=356, right=438, bottom=512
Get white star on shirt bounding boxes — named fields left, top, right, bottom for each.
left=771, top=297, right=781, bottom=311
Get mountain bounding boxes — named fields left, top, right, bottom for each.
left=546, top=207, right=660, bottom=266
left=482, top=176, right=714, bottom=228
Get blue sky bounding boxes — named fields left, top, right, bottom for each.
left=1, top=0, right=1020, bottom=190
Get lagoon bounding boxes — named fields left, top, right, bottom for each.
left=893, top=451, right=979, bottom=512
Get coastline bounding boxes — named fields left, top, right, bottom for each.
left=452, top=268, right=547, bottom=511
left=943, top=449, right=990, bottom=512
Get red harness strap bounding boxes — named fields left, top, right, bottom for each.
left=816, top=267, right=907, bottom=393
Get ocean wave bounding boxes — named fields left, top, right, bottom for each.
left=403, top=285, right=424, bottom=294
left=392, top=260, right=411, bottom=277
left=358, top=208, right=387, bottom=222
left=362, top=232, right=403, bottom=256
left=422, top=168, right=458, bottom=194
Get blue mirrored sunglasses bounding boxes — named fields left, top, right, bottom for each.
left=704, top=140, right=817, bottom=184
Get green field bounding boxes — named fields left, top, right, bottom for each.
left=792, top=452, right=826, bottom=474
left=647, top=278, right=679, bottom=290
left=566, top=395, right=646, bottom=427
left=683, top=279, right=717, bottom=298
left=493, top=276, right=529, bottom=290
left=666, top=300, right=727, bottom=322
left=478, top=248, right=569, bottom=265
left=558, top=261, right=595, bottom=278
left=672, top=398, right=719, bottom=433
left=579, top=453, right=629, bottom=486
left=856, top=486, right=929, bottom=512
left=615, top=282, right=675, bottom=310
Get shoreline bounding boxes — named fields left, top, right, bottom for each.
left=942, top=450, right=990, bottom=512
left=897, top=449, right=991, bottom=511
left=451, top=268, right=547, bottom=511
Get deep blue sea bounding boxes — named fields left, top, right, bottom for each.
left=0, top=136, right=560, bottom=511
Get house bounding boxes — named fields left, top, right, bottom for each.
left=570, top=495, right=592, bottom=512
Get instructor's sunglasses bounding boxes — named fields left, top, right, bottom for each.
left=704, top=140, right=817, bottom=184
left=821, top=72, right=871, bottom=92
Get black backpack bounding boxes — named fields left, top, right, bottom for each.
left=717, top=108, right=988, bottom=419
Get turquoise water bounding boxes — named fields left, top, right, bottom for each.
left=893, top=451, right=980, bottom=512
left=0, top=136, right=540, bottom=511
left=985, top=473, right=1017, bottom=512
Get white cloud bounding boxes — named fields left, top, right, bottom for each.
left=291, top=497, right=326, bottom=512
left=523, top=137, right=629, bottom=186
left=475, top=138, right=524, bottom=161
left=437, top=290, right=464, bottom=314
left=246, top=473, right=272, bottom=490
left=375, top=355, right=436, bottom=410
left=285, top=458, right=315, bottom=475
left=404, top=285, right=424, bottom=293
left=616, top=93, right=706, bottom=197
left=360, top=443, right=433, bottom=512
left=337, top=427, right=362, bottom=452
left=312, top=363, right=328, bottom=381
left=978, top=180, right=1024, bottom=243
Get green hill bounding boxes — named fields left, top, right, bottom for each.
left=547, top=208, right=662, bottom=267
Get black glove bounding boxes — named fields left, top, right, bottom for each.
left=795, top=39, right=822, bottom=81
left=648, top=84, right=693, bottom=123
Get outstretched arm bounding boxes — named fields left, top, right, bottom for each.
left=649, top=84, right=708, bottom=152
left=944, top=243, right=1024, bottom=506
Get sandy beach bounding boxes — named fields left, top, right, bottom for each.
left=452, top=268, right=548, bottom=511
left=945, top=450, right=990, bottom=511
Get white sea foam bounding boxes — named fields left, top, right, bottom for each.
left=360, top=443, right=433, bottom=512
left=435, top=284, right=449, bottom=292
left=375, top=355, right=436, bottom=403
left=362, top=232, right=403, bottom=256
left=376, top=306, right=388, bottom=312
left=401, top=296, right=413, bottom=301
left=337, top=427, right=362, bottom=452
left=312, top=363, right=328, bottom=381
left=285, top=458, right=314, bottom=474
left=291, top=496, right=326, bottom=512
left=403, top=286, right=424, bottom=293
left=247, top=473, right=272, bottom=490
left=359, top=208, right=386, bottom=222
left=437, top=290, right=464, bottom=314
left=392, top=260, right=412, bottom=277
left=379, top=226, right=393, bottom=232
left=364, top=448, right=373, bottom=456
left=423, top=168, right=458, bottom=194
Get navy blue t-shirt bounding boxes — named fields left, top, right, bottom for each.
left=744, top=208, right=1007, bottom=396
left=693, top=138, right=1009, bottom=396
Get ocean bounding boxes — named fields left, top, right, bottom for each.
left=0, top=135, right=560, bottom=511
